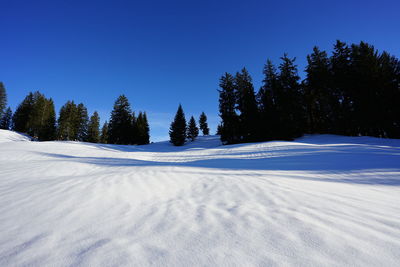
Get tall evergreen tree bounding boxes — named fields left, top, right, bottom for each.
left=87, top=111, right=100, bottom=143
left=187, top=116, right=199, bottom=141
left=276, top=54, right=305, bottom=140
left=218, top=73, right=240, bottom=144
left=100, top=121, right=109, bottom=144
left=12, top=92, right=34, bottom=133
left=0, top=107, right=12, bottom=130
left=169, top=104, right=187, bottom=146
left=258, top=59, right=279, bottom=140
left=199, top=112, right=209, bottom=135
left=235, top=68, right=259, bottom=142
left=75, top=103, right=89, bottom=141
left=12, top=91, right=56, bottom=140
left=108, top=95, right=133, bottom=145
left=57, top=101, right=78, bottom=140
left=0, top=82, right=7, bottom=117
left=304, top=46, right=332, bottom=133
left=136, top=112, right=150, bottom=145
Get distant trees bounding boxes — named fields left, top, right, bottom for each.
left=187, top=116, right=199, bottom=141
left=199, top=112, right=209, bottom=135
left=6, top=91, right=150, bottom=144
left=107, top=95, right=150, bottom=145
left=0, top=107, right=12, bottom=130
left=218, top=40, right=400, bottom=144
left=12, top=91, right=56, bottom=140
left=169, top=104, right=187, bottom=146
left=87, top=111, right=100, bottom=143
left=57, top=101, right=88, bottom=141
left=0, top=82, right=7, bottom=117
left=100, top=121, right=109, bottom=144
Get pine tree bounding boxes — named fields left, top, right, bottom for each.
left=304, top=47, right=332, bottom=133
left=257, top=59, right=278, bottom=140
left=87, top=111, right=100, bottom=143
left=75, top=103, right=89, bottom=141
left=235, top=68, right=259, bottom=142
left=187, top=116, right=199, bottom=141
left=0, top=82, right=7, bottom=117
left=169, top=104, right=187, bottom=146
left=218, top=73, right=240, bottom=144
left=12, top=92, right=34, bottom=133
left=136, top=112, right=150, bottom=145
left=13, top=91, right=56, bottom=140
left=57, top=101, right=78, bottom=140
left=276, top=54, right=305, bottom=140
left=199, top=112, right=209, bottom=135
left=0, top=107, right=12, bottom=130
left=38, top=98, right=56, bottom=141
left=100, top=121, right=109, bottom=144
left=108, top=95, right=133, bottom=145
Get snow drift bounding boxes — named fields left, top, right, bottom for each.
left=0, top=130, right=399, bottom=266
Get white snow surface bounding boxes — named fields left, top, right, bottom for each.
left=0, top=129, right=399, bottom=266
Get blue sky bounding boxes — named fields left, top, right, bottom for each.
left=1, top=0, right=399, bottom=141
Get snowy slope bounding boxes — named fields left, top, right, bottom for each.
left=0, top=131, right=399, bottom=266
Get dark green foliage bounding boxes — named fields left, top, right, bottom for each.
left=136, top=112, right=150, bottom=145
left=100, top=121, right=109, bottom=144
left=87, top=111, right=100, bottom=143
left=75, top=103, right=89, bottom=141
left=257, top=59, right=279, bottom=140
left=169, top=104, right=187, bottom=146
left=57, top=101, right=78, bottom=140
left=235, top=68, right=259, bottom=142
left=108, top=95, right=133, bottom=145
left=216, top=123, right=223, bottom=135
left=0, top=107, right=12, bottom=130
left=187, top=116, right=199, bottom=141
left=218, top=73, right=240, bottom=144
left=0, top=82, right=7, bottom=116
left=304, top=47, right=332, bottom=133
left=199, top=112, right=209, bottom=135
left=12, top=92, right=56, bottom=140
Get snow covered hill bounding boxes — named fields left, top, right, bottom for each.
left=0, top=130, right=399, bottom=266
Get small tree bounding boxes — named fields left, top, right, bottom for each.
left=100, top=121, right=109, bottom=144
left=169, top=104, right=187, bottom=146
left=199, top=112, right=209, bottom=135
left=187, top=116, right=199, bottom=141
left=0, top=82, right=7, bottom=116
left=0, top=107, right=12, bottom=130
left=87, top=111, right=100, bottom=143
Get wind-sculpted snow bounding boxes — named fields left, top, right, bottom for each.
left=0, top=131, right=399, bottom=266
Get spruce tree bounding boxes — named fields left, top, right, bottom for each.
left=38, top=98, right=56, bottom=141
left=235, top=68, right=259, bottom=142
left=169, top=104, right=187, bottom=146
left=100, top=121, right=109, bottom=144
left=187, top=116, right=199, bottom=141
left=199, top=112, right=209, bottom=135
left=218, top=73, right=240, bottom=144
left=75, top=103, right=89, bottom=141
left=0, top=107, right=12, bottom=130
left=136, top=112, right=150, bottom=145
left=12, top=92, right=34, bottom=133
left=0, top=82, right=7, bottom=116
left=108, top=95, right=133, bottom=145
left=57, top=101, right=78, bottom=140
left=304, top=47, right=332, bottom=133
left=87, top=111, right=100, bottom=143
left=258, top=59, right=279, bottom=140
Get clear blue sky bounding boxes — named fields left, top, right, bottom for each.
left=1, top=0, right=399, bottom=141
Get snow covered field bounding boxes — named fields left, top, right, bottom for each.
left=0, top=129, right=399, bottom=266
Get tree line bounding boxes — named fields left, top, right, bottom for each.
left=0, top=87, right=150, bottom=145
left=218, top=40, right=400, bottom=144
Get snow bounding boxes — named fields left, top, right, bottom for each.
left=0, top=130, right=399, bottom=266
